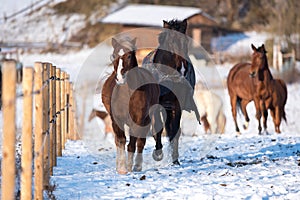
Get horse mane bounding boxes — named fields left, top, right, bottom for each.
left=114, top=36, right=136, bottom=51
left=158, top=20, right=188, bottom=57
left=110, top=36, right=137, bottom=66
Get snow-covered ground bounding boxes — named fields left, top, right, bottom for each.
left=50, top=80, right=300, bottom=200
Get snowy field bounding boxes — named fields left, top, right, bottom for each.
left=50, top=81, right=300, bottom=200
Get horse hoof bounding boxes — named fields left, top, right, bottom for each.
left=117, top=169, right=127, bottom=175
left=133, top=166, right=142, bottom=172
left=172, top=160, right=180, bottom=165
left=152, top=149, right=163, bottom=161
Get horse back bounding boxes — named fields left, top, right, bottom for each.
left=227, top=62, right=255, bottom=100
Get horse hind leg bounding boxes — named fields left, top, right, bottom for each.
left=240, top=100, right=250, bottom=130
left=275, top=106, right=281, bottom=134
left=230, top=95, right=240, bottom=134
left=168, top=109, right=182, bottom=165
left=152, top=108, right=164, bottom=161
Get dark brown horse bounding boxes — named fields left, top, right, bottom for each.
left=102, top=37, right=159, bottom=174
left=143, top=19, right=200, bottom=165
left=249, top=44, right=287, bottom=133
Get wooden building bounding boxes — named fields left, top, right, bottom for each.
left=100, top=4, right=223, bottom=62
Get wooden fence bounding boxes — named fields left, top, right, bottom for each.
left=1, top=60, right=79, bottom=200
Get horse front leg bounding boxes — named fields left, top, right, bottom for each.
left=127, top=134, right=137, bottom=172
left=254, top=97, right=262, bottom=134
left=152, top=108, right=164, bottom=161
left=260, top=100, right=268, bottom=134
left=112, top=121, right=127, bottom=174
left=134, top=137, right=146, bottom=172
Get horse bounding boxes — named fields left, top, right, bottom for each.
left=143, top=19, right=201, bottom=165
left=227, top=44, right=268, bottom=134
left=249, top=44, right=287, bottom=133
left=102, top=37, right=160, bottom=174
left=193, top=83, right=226, bottom=134
left=88, top=109, right=113, bottom=135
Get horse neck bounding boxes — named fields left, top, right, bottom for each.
left=154, top=48, right=178, bottom=68
left=129, top=52, right=138, bottom=70
left=259, top=58, right=273, bottom=85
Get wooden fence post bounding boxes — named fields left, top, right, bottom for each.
left=42, top=63, right=50, bottom=189
left=55, top=68, right=62, bottom=157
left=65, top=74, right=70, bottom=139
left=60, top=71, right=66, bottom=149
left=1, top=60, right=17, bottom=200
left=50, top=65, right=57, bottom=167
left=21, top=67, right=34, bottom=200
left=68, top=82, right=75, bottom=140
left=48, top=64, right=55, bottom=175
left=34, top=62, right=44, bottom=200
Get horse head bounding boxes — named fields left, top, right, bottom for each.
left=249, top=44, right=269, bottom=80
left=111, top=37, right=138, bottom=85
left=158, top=19, right=189, bottom=70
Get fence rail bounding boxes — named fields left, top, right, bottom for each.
left=1, top=60, right=79, bottom=200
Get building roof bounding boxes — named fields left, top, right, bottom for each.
left=100, top=4, right=215, bottom=27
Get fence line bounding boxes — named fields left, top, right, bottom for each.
left=1, top=61, right=79, bottom=200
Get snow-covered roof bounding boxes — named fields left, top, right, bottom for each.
left=100, top=4, right=213, bottom=27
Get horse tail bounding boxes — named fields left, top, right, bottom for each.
left=277, top=79, right=288, bottom=123
left=282, top=109, right=287, bottom=123
left=236, top=97, right=242, bottom=114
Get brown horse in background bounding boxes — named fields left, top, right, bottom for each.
left=227, top=47, right=261, bottom=134
left=102, top=37, right=159, bottom=174
left=249, top=44, right=287, bottom=133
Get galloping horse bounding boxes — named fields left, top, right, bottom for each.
left=102, top=37, right=159, bottom=174
left=143, top=19, right=200, bottom=165
left=249, top=44, right=287, bottom=133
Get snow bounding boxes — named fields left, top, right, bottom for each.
left=100, top=4, right=211, bottom=27
left=49, top=81, right=300, bottom=199
left=1, top=2, right=300, bottom=200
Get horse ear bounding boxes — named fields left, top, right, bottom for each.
left=261, top=44, right=267, bottom=53
left=112, top=38, right=118, bottom=48
left=181, top=19, right=188, bottom=33
left=251, top=44, right=257, bottom=52
left=163, top=20, right=170, bottom=28
left=131, top=37, right=137, bottom=46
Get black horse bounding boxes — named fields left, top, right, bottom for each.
left=143, top=19, right=200, bottom=165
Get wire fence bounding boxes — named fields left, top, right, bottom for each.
left=1, top=60, right=80, bottom=200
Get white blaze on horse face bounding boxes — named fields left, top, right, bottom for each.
left=116, top=49, right=125, bottom=84
left=180, top=62, right=185, bottom=76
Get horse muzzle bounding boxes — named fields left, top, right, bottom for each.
left=249, top=71, right=256, bottom=78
